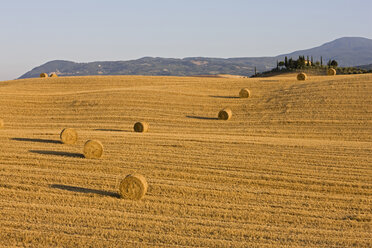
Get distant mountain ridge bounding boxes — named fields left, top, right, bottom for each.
left=19, top=37, right=372, bottom=79
left=357, top=63, right=372, bottom=70
left=276, top=37, right=372, bottom=66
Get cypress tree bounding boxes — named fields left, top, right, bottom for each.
left=284, top=56, right=288, bottom=68
left=321, top=56, right=323, bottom=67
left=327, top=59, right=332, bottom=67
left=288, top=58, right=293, bottom=69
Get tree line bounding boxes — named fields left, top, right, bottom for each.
left=276, top=56, right=338, bottom=69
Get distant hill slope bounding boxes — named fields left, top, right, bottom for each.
left=19, top=37, right=372, bottom=79
left=276, top=37, right=372, bottom=66
left=357, top=63, right=372, bottom=70
left=19, top=57, right=276, bottom=79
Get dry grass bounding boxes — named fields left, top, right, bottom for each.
left=0, top=119, right=3, bottom=128
left=0, top=74, right=371, bottom=247
left=193, top=74, right=246, bottom=78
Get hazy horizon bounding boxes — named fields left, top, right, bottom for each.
left=1, top=0, right=371, bottom=81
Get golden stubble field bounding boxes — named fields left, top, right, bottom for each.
left=0, top=74, right=371, bottom=247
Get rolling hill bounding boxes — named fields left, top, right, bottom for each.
left=0, top=74, right=371, bottom=247
left=358, top=63, right=372, bottom=70
left=18, top=37, right=372, bottom=78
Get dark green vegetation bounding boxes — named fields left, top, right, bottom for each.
left=253, top=55, right=372, bottom=77
left=19, top=37, right=372, bottom=79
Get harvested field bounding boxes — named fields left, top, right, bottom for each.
left=0, top=74, right=371, bottom=247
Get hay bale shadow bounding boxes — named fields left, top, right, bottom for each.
left=186, top=115, right=218, bottom=120
left=11, top=137, right=61, bottom=144
left=209, top=95, right=240, bottom=99
left=29, top=150, right=84, bottom=158
left=50, top=184, right=120, bottom=198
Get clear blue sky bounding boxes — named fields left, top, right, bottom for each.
left=0, top=0, right=371, bottom=80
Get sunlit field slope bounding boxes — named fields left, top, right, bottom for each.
left=0, top=74, right=371, bottom=247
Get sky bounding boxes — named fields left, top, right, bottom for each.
left=0, top=0, right=371, bottom=81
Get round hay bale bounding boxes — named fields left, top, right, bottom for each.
left=0, top=119, right=4, bottom=128
left=119, top=174, right=148, bottom=200
left=60, top=128, right=78, bottom=145
left=218, top=108, right=232, bottom=120
left=50, top=73, right=58, bottom=78
left=83, top=140, right=103, bottom=159
left=297, top=72, right=307, bottom=81
left=134, top=122, right=149, bottom=132
left=327, top=68, right=336, bottom=76
left=239, top=88, right=251, bottom=98
left=40, top=73, right=48, bottom=78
